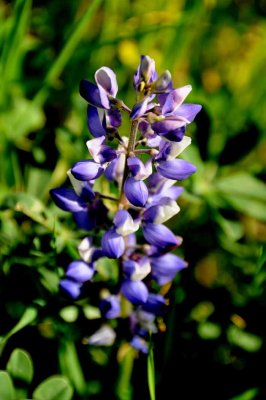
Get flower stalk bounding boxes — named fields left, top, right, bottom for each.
left=50, top=55, right=201, bottom=354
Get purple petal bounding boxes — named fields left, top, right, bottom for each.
left=124, top=177, right=148, bottom=207
left=156, top=136, right=191, bottom=161
left=128, top=157, right=152, bottom=180
left=142, top=197, right=180, bottom=224
left=95, top=67, right=118, bottom=97
left=141, top=293, right=166, bottom=315
left=105, top=109, right=122, bottom=128
left=121, top=280, right=149, bottom=305
left=114, top=209, right=139, bottom=236
left=174, top=103, right=202, bottom=123
left=130, top=98, right=149, bottom=120
left=87, top=325, right=116, bottom=346
left=143, top=223, right=179, bottom=250
left=73, top=209, right=96, bottom=230
left=79, top=80, right=103, bottom=108
left=162, top=186, right=184, bottom=200
left=71, top=160, right=104, bottom=181
left=153, top=70, right=172, bottom=92
left=160, top=127, right=186, bottom=142
left=87, top=105, right=106, bottom=137
left=151, top=253, right=187, bottom=285
left=162, top=86, right=192, bottom=114
left=130, top=336, right=148, bottom=353
left=152, top=119, right=186, bottom=134
left=101, top=229, right=125, bottom=258
left=156, top=159, right=197, bottom=180
left=50, top=188, right=85, bottom=212
left=60, top=279, right=82, bottom=299
left=123, top=257, right=151, bottom=281
left=100, top=295, right=121, bottom=319
left=87, top=137, right=117, bottom=164
left=66, top=260, right=94, bottom=283
left=80, top=184, right=96, bottom=202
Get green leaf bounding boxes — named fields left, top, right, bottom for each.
left=0, top=307, right=37, bottom=355
left=230, top=387, right=259, bottom=400
left=7, top=348, right=34, bottom=384
left=59, top=306, right=79, bottom=323
left=227, top=325, right=262, bottom=352
left=58, top=341, right=87, bottom=395
left=220, top=194, right=266, bottom=222
left=33, top=375, right=73, bottom=400
left=0, top=371, right=16, bottom=400
left=197, top=321, right=221, bottom=340
left=214, top=173, right=266, bottom=221
left=0, top=0, right=32, bottom=84
left=215, top=173, right=266, bottom=201
left=95, top=257, right=119, bottom=282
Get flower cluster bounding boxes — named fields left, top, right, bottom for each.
left=50, top=55, right=201, bottom=353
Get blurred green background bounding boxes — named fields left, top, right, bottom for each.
left=0, top=0, right=265, bottom=399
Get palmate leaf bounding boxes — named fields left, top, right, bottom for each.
left=32, top=375, right=73, bottom=400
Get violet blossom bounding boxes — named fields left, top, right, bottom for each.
left=50, top=55, right=201, bottom=353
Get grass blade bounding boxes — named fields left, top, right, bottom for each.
left=34, top=0, right=103, bottom=106
left=147, top=339, right=156, bottom=400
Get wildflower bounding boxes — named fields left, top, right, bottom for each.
left=50, top=54, right=201, bottom=353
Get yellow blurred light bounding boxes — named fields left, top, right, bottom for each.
left=230, top=314, right=247, bottom=329
left=118, top=40, right=140, bottom=68
left=202, top=69, right=222, bottom=93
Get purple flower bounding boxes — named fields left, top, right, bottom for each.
left=101, top=229, right=125, bottom=259
left=127, top=157, right=152, bottom=180
left=155, top=135, right=192, bottom=161
left=71, top=160, right=104, bottom=181
left=87, top=325, right=116, bottom=346
left=142, top=197, right=180, bottom=224
left=130, top=336, right=148, bottom=354
left=114, top=210, right=140, bottom=236
left=95, top=66, right=118, bottom=109
left=151, top=253, right=187, bottom=285
left=86, top=136, right=117, bottom=164
left=124, top=177, right=149, bottom=207
left=80, top=67, right=118, bottom=110
left=151, top=86, right=202, bottom=142
left=143, top=223, right=180, bottom=250
left=141, top=293, right=167, bottom=315
left=50, top=173, right=99, bottom=230
left=87, top=106, right=122, bottom=138
left=121, top=280, right=149, bottom=305
left=100, top=295, right=121, bottom=319
left=134, top=55, right=157, bottom=92
left=156, top=158, right=197, bottom=180
left=123, top=257, right=151, bottom=281
left=59, top=279, right=82, bottom=299
left=50, top=187, right=92, bottom=213
left=65, top=260, right=95, bottom=283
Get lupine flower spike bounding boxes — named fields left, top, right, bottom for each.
left=50, top=55, right=201, bottom=350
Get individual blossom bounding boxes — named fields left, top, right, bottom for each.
left=50, top=171, right=107, bottom=230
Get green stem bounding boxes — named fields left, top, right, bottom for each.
left=119, top=119, right=139, bottom=206
left=116, top=347, right=135, bottom=400
left=127, top=120, right=139, bottom=156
